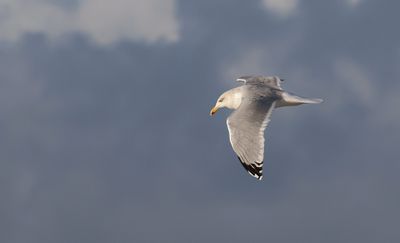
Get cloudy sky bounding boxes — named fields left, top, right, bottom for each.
left=1, top=0, right=400, bottom=242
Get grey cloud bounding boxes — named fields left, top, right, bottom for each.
left=0, top=0, right=179, bottom=44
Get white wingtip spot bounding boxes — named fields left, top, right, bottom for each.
left=247, top=171, right=263, bottom=180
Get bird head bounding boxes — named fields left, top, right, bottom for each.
left=210, top=88, right=242, bottom=116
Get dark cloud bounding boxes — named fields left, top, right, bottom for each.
left=1, top=0, right=400, bottom=242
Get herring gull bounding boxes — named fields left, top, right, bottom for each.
left=210, top=76, right=322, bottom=180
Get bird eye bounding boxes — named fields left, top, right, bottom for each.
left=218, top=98, right=224, bottom=102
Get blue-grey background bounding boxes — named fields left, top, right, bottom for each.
left=1, top=0, right=399, bottom=242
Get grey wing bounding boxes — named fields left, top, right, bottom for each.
left=226, top=99, right=276, bottom=180
left=236, top=76, right=283, bottom=90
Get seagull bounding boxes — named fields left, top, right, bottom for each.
left=210, top=75, right=322, bottom=180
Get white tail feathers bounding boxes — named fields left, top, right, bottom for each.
left=278, top=92, right=323, bottom=107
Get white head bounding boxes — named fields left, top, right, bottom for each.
left=210, top=87, right=243, bottom=116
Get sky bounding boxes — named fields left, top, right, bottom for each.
left=1, top=0, right=400, bottom=242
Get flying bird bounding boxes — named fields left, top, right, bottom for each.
left=210, top=76, right=322, bottom=180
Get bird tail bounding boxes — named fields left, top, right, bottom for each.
left=279, top=92, right=323, bottom=107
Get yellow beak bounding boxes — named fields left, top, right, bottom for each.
left=210, top=106, right=219, bottom=116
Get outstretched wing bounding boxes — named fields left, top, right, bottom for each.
left=226, top=98, right=276, bottom=180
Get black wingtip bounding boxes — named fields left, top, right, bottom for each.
left=237, top=156, right=263, bottom=180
